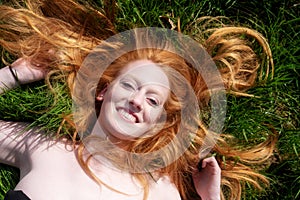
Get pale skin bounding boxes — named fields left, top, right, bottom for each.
left=0, top=58, right=221, bottom=200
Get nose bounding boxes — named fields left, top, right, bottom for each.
left=129, top=90, right=144, bottom=112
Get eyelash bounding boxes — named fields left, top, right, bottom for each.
left=121, top=81, right=135, bottom=90
left=147, top=97, right=159, bottom=107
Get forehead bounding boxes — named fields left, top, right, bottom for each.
left=118, top=59, right=170, bottom=89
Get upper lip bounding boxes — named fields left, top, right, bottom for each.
left=118, top=107, right=140, bottom=123
left=128, top=109, right=140, bottom=123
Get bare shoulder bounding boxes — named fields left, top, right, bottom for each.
left=148, top=176, right=181, bottom=200
left=0, top=120, right=50, bottom=167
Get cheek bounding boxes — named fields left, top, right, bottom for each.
left=103, top=86, right=122, bottom=103
left=110, top=85, right=132, bottom=101
left=148, top=107, right=166, bottom=123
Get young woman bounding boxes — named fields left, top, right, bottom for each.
left=0, top=0, right=276, bottom=199
left=0, top=45, right=222, bottom=200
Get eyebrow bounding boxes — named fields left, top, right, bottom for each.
left=147, top=88, right=168, bottom=98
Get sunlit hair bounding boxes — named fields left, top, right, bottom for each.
left=0, top=0, right=276, bottom=200
left=73, top=47, right=207, bottom=200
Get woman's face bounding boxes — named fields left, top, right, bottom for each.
left=98, top=60, right=170, bottom=140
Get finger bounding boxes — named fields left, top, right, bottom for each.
left=202, top=157, right=220, bottom=169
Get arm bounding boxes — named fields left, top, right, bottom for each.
left=0, top=58, right=46, bottom=94
left=193, top=157, right=221, bottom=200
left=0, top=65, right=19, bottom=94
left=0, top=120, right=29, bottom=167
left=0, top=120, right=38, bottom=168
left=0, top=58, right=47, bottom=167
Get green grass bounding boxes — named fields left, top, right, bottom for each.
left=0, top=81, right=73, bottom=134
left=0, top=0, right=299, bottom=199
left=0, top=164, right=19, bottom=200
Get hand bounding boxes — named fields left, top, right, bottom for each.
left=11, top=58, right=47, bottom=84
left=192, top=157, right=221, bottom=200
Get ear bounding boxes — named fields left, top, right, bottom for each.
left=96, top=86, right=108, bottom=101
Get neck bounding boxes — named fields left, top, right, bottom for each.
left=90, top=122, right=130, bottom=150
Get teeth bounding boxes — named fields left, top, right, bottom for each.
left=119, top=109, right=136, bottom=122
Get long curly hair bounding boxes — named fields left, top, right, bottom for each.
left=0, top=0, right=276, bottom=200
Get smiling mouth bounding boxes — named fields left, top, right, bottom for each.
left=118, top=109, right=139, bottom=123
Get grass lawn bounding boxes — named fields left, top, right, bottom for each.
left=0, top=0, right=299, bottom=199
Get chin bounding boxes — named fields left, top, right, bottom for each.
left=111, top=130, right=144, bottom=141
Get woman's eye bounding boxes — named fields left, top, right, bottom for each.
left=147, top=98, right=159, bottom=107
left=121, top=82, right=135, bottom=90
